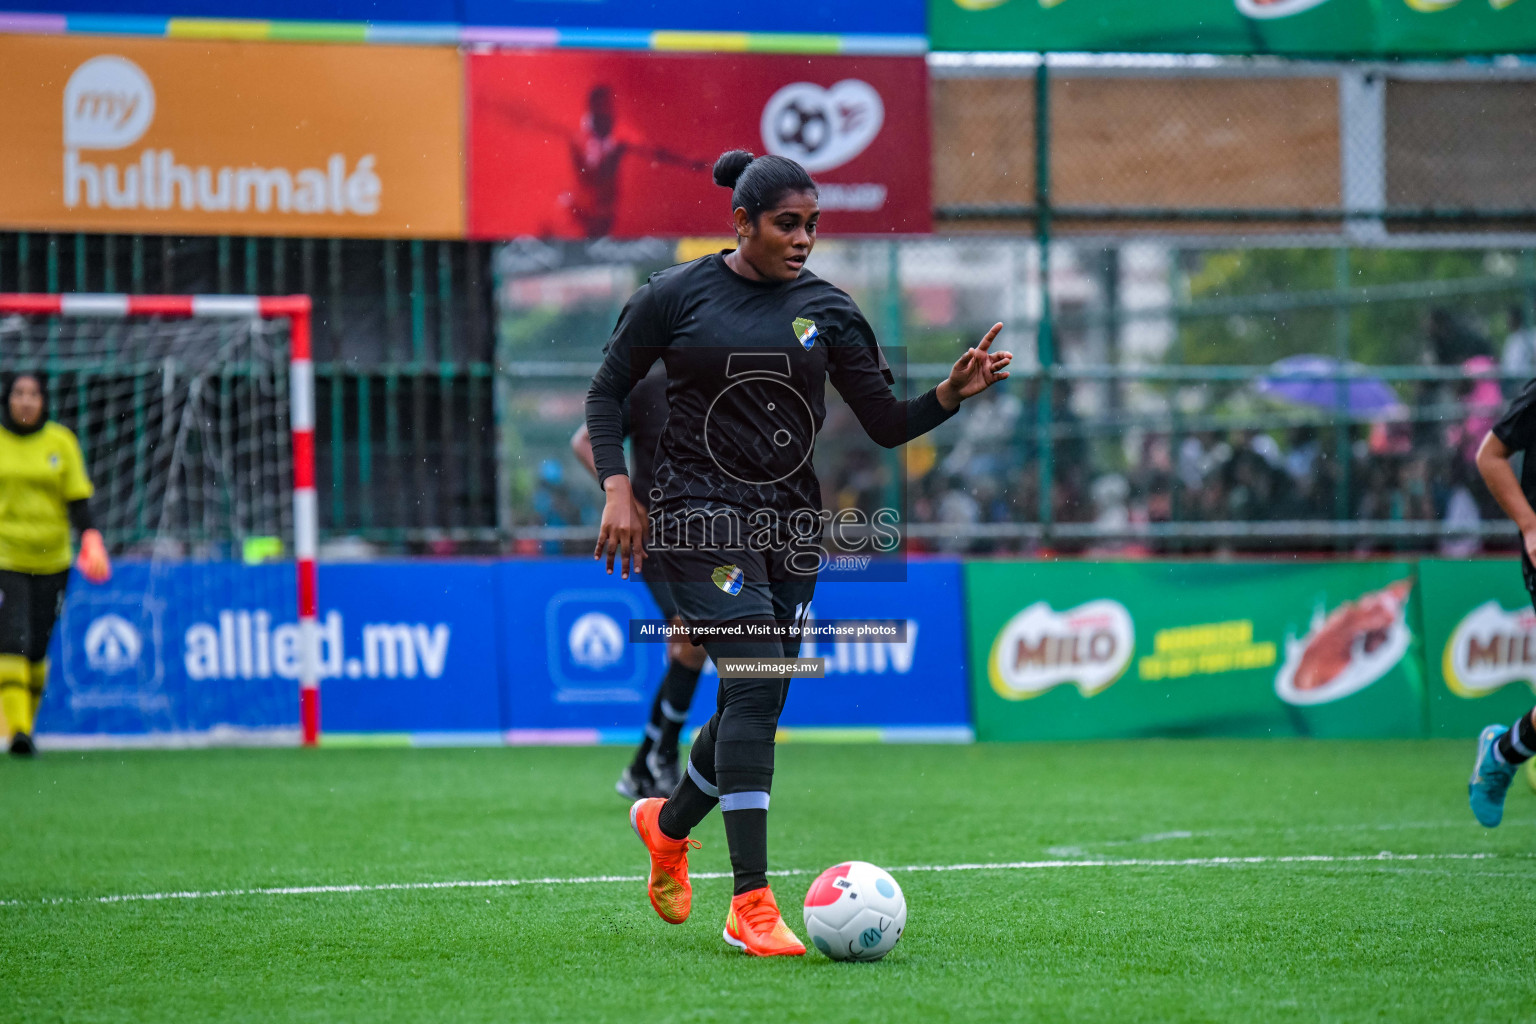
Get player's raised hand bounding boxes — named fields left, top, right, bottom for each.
left=940, top=323, right=1012, bottom=408
left=595, top=476, right=645, bottom=579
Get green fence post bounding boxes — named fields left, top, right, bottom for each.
left=74, top=367, right=89, bottom=456
left=410, top=240, right=427, bottom=362
left=380, top=240, right=402, bottom=539
left=464, top=242, right=485, bottom=533
left=273, top=238, right=286, bottom=295
left=492, top=251, right=514, bottom=545
left=244, top=237, right=258, bottom=294
left=357, top=370, right=373, bottom=534
left=1523, top=249, right=1536, bottom=346
left=46, top=234, right=60, bottom=351
left=46, top=233, right=59, bottom=293
left=1169, top=252, right=1185, bottom=549
left=410, top=239, right=428, bottom=542
left=1334, top=247, right=1352, bottom=525
left=328, top=238, right=345, bottom=533
left=884, top=239, right=904, bottom=519
left=1034, top=59, right=1056, bottom=542
left=438, top=242, right=458, bottom=531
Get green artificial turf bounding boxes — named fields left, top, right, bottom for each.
left=2, top=740, right=1533, bottom=1022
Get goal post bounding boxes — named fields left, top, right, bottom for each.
left=0, top=293, right=322, bottom=746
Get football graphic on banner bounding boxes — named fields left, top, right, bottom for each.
left=760, top=80, right=884, bottom=173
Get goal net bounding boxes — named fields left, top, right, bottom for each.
left=0, top=294, right=318, bottom=747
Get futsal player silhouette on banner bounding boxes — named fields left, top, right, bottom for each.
left=562, top=86, right=709, bottom=238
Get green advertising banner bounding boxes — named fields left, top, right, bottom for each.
left=965, top=560, right=1424, bottom=742
left=1378, top=0, right=1536, bottom=55
left=1418, top=558, right=1536, bottom=738
left=930, top=0, right=1536, bottom=56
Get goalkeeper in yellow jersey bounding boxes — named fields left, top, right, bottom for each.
left=0, top=373, right=111, bottom=756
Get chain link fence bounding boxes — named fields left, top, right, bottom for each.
left=495, top=233, right=1536, bottom=557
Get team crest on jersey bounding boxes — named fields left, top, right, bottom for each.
left=792, top=317, right=818, bottom=349
left=48, top=453, right=60, bottom=467
left=712, top=564, right=744, bottom=596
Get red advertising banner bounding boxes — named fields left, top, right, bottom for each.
left=467, top=52, right=930, bottom=240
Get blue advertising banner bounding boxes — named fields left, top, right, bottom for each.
left=41, top=561, right=500, bottom=743
left=460, top=0, right=924, bottom=35
left=4, top=0, right=923, bottom=40
left=310, top=562, right=500, bottom=735
left=496, top=558, right=672, bottom=739
left=496, top=557, right=970, bottom=741
left=783, top=558, right=969, bottom=733
left=47, top=562, right=296, bottom=740
left=39, top=556, right=967, bottom=745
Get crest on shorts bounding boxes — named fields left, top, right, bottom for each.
left=792, top=317, right=818, bottom=350
left=712, top=564, right=744, bottom=596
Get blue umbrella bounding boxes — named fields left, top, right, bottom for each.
left=1254, top=356, right=1403, bottom=415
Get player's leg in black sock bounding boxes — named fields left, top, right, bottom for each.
left=1495, top=708, right=1536, bottom=765
left=656, top=643, right=705, bottom=756
left=710, top=637, right=791, bottom=896
left=721, top=673, right=793, bottom=897
left=631, top=686, right=664, bottom=773
left=657, top=683, right=722, bottom=841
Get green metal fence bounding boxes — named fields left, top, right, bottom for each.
left=492, top=234, right=1536, bottom=556
left=0, top=231, right=499, bottom=552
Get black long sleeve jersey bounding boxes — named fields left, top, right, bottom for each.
left=586, top=252, right=957, bottom=517
left=620, top=365, right=668, bottom=502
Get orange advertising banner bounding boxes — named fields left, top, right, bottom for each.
left=0, top=36, right=463, bottom=238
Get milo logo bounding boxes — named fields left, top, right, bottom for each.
left=988, top=599, right=1134, bottom=700
left=1443, top=600, right=1536, bottom=698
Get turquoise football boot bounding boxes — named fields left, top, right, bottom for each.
left=1469, top=725, right=1516, bottom=828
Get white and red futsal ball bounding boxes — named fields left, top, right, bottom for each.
left=802, top=861, right=907, bottom=961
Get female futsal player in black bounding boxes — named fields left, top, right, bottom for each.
left=586, top=150, right=1010, bottom=956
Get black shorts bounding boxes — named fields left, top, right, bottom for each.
left=646, top=504, right=817, bottom=653
left=0, top=569, right=70, bottom=662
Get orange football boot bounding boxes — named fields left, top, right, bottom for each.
left=629, top=797, right=699, bottom=924
left=723, top=886, right=807, bottom=957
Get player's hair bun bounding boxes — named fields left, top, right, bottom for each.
left=712, top=150, right=756, bottom=189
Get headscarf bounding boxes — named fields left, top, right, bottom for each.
left=0, top=371, right=49, bottom=437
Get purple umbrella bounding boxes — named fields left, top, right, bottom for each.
left=1254, top=356, right=1404, bottom=415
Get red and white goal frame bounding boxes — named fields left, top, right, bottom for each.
left=0, top=293, right=323, bottom=746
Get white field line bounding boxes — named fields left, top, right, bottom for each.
left=1046, top=819, right=1536, bottom=857
left=2, top=851, right=1530, bottom=910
